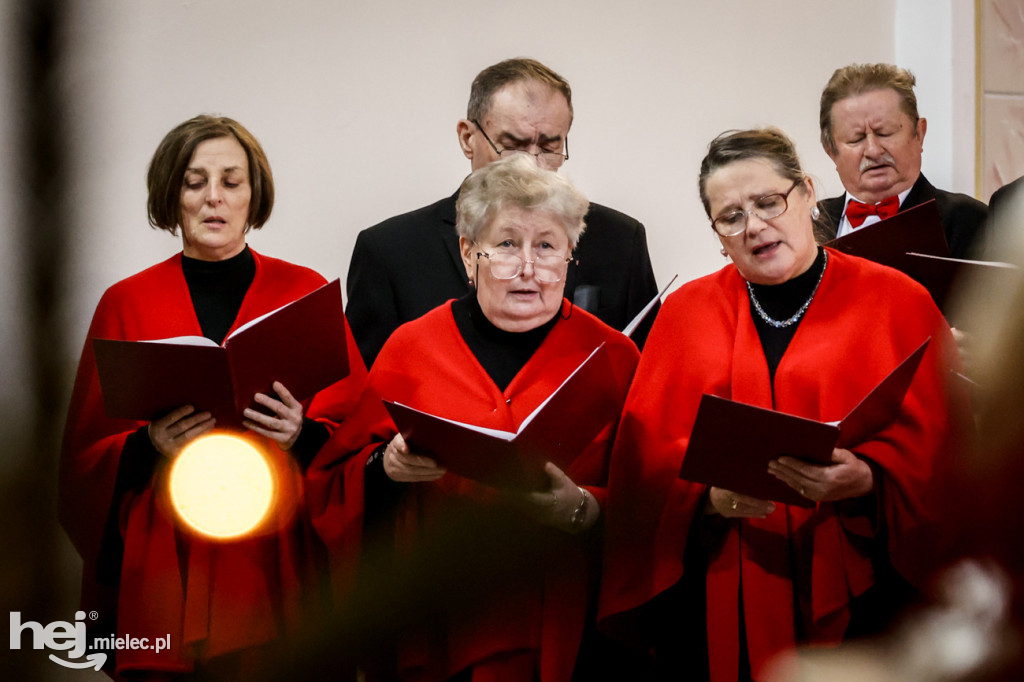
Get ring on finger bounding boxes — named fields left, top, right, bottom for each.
left=730, top=498, right=738, bottom=510
left=800, top=486, right=806, bottom=496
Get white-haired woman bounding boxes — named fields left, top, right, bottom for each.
left=309, top=154, right=640, bottom=682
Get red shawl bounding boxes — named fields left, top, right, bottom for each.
left=59, top=249, right=367, bottom=675
left=308, top=300, right=639, bottom=682
left=599, top=250, right=964, bottom=681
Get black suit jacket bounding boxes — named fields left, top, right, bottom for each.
left=817, top=174, right=989, bottom=259
left=346, top=191, right=660, bottom=366
left=989, top=176, right=1023, bottom=221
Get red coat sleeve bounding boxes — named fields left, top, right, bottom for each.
left=59, top=287, right=144, bottom=567
left=305, top=378, right=393, bottom=601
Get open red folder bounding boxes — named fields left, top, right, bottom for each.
left=903, top=253, right=1017, bottom=319
left=825, top=199, right=949, bottom=262
left=825, top=200, right=954, bottom=305
left=93, top=279, right=350, bottom=428
left=679, top=338, right=930, bottom=507
left=384, top=343, right=633, bottom=490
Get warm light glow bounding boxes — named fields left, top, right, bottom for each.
left=169, top=434, right=275, bottom=539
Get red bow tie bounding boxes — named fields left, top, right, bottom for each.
left=845, top=195, right=900, bottom=228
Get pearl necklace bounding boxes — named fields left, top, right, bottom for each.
left=745, top=250, right=828, bottom=328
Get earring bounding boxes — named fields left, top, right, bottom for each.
left=720, top=248, right=728, bottom=258
left=811, top=206, right=821, bottom=220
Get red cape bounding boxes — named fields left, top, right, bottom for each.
left=308, top=300, right=639, bottom=682
left=59, top=249, right=367, bottom=674
left=599, top=250, right=964, bottom=681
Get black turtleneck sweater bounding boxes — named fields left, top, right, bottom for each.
left=451, top=293, right=560, bottom=391
left=747, top=246, right=827, bottom=385
left=181, top=246, right=256, bottom=344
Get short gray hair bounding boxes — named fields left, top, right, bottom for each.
left=456, top=154, right=588, bottom=247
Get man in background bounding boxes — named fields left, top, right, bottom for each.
left=345, top=58, right=659, bottom=366
left=817, top=62, right=987, bottom=258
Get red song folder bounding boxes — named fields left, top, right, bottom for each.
left=93, top=279, right=350, bottom=428
left=903, top=252, right=1017, bottom=319
left=679, top=338, right=930, bottom=507
left=384, top=343, right=633, bottom=490
left=825, top=200, right=956, bottom=307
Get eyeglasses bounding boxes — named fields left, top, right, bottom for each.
left=710, top=180, right=802, bottom=237
left=472, top=120, right=569, bottom=169
left=476, top=249, right=573, bottom=283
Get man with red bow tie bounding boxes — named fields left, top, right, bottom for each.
left=816, top=63, right=987, bottom=258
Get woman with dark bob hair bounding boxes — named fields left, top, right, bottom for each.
left=598, top=128, right=967, bottom=681
left=60, top=115, right=367, bottom=678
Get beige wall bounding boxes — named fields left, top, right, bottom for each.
left=980, top=0, right=1024, bottom=200
left=58, top=0, right=912, bottom=350
left=7, top=1, right=987, bottom=371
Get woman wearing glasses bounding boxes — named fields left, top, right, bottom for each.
left=309, top=153, right=640, bottom=682
left=598, top=129, right=965, bottom=681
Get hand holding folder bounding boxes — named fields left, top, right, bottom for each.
left=679, top=339, right=930, bottom=507
left=93, top=279, right=350, bottom=428
left=385, top=343, right=632, bottom=490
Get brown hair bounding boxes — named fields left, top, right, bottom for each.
left=698, top=128, right=809, bottom=218
left=819, top=63, right=920, bottom=155
left=146, top=115, right=274, bottom=233
left=467, top=58, right=573, bottom=123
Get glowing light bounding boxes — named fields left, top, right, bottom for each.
left=168, top=434, right=275, bottom=539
